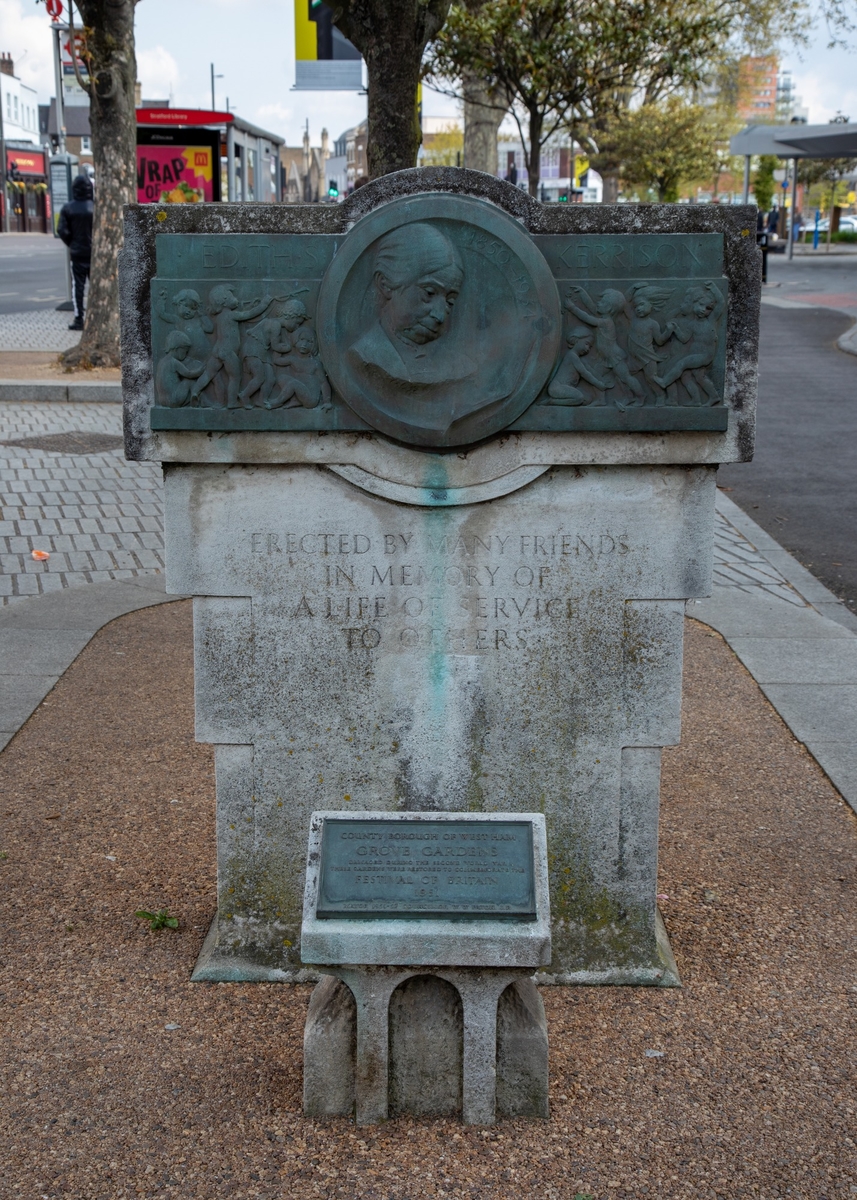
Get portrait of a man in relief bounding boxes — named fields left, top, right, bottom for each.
left=322, top=201, right=560, bottom=445
left=350, top=223, right=473, bottom=389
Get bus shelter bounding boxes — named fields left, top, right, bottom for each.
left=730, top=123, right=857, bottom=258
left=136, top=107, right=284, bottom=205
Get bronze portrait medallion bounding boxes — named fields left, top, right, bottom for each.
left=315, top=194, right=561, bottom=447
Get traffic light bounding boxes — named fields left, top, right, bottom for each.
left=328, top=181, right=339, bottom=198
left=558, top=190, right=568, bottom=202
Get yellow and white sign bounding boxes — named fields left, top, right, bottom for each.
left=295, top=0, right=362, bottom=91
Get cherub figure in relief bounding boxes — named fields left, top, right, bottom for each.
left=154, top=288, right=213, bottom=364
left=545, top=325, right=611, bottom=406
left=156, top=330, right=203, bottom=407
left=190, top=285, right=270, bottom=409
left=626, top=284, right=674, bottom=405
left=238, top=295, right=309, bottom=408
left=654, top=282, right=724, bottom=406
left=266, top=325, right=332, bottom=411
left=563, top=286, right=644, bottom=411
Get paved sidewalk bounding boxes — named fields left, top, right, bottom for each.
left=0, top=401, right=163, bottom=602
left=693, top=491, right=857, bottom=810
left=0, top=574, right=176, bottom=751
left=0, top=309, right=82, bottom=352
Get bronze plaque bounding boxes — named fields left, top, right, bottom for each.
left=148, top=222, right=728, bottom=439
left=316, top=817, right=537, bottom=920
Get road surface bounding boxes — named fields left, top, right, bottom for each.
left=0, top=233, right=69, bottom=314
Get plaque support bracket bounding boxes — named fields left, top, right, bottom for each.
left=301, top=811, right=552, bottom=1124
left=319, top=965, right=528, bottom=1125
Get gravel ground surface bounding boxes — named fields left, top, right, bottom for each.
left=0, top=604, right=854, bottom=1200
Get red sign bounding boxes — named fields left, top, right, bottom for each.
left=136, top=144, right=216, bottom=204
left=46, top=0, right=63, bottom=17
left=136, top=108, right=233, bottom=126
left=6, top=150, right=46, bottom=176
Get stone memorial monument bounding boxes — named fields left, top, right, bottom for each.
left=120, top=170, right=759, bottom=999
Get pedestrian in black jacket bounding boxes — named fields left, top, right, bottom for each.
left=57, top=175, right=94, bottom=331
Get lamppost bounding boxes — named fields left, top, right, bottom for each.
left=210, top=63, right=224, bottom=111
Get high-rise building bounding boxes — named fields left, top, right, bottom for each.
left=737, top=56, right=779, bottom=122
left=775, top=71, right=809, bottom=124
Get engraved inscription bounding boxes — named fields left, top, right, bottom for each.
left=316, top=818, right=536, bottom=918
left=534, top=232, right=723, bottom=280
left=249, top=528, right=631, bottom=653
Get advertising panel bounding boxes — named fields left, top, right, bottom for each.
left=136, top=128, right=221, bottom=204
left=136, top=108, right=232, bottom=127
left=294, top=0, right=362, bottom=90
left=49, top=154, right=75, bottom=235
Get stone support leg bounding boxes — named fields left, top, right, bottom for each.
left=335, top=967, right=406, bottom=1126
left=444, top=971, right=513, bottom=1125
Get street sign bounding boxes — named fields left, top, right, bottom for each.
left=60, top=28, right=89, bottom=106
left=136, top=107, right=233, bottom=126
left=46, top=0, right=63, bottom=17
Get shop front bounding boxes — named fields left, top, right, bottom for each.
left=5, top=147, right=48, bottom=232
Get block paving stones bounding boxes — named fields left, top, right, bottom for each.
left=0, top=310, right=82, bottom=353
left=0, top=402, right=163, bottom=603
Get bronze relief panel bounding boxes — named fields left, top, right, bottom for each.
left=148, top=209, right=728, bottom=442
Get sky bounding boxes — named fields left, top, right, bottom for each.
left=1, top=0, right=856, bottom=146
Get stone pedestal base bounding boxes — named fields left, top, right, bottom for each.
left=303, top=967, right=549, bottom=1125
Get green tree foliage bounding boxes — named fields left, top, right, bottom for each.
left=797, top=156, right=857, bottom=192
left=753, top=155, right=779, bottom=212
left=427, top=0, right=588, bottom=196
left=429, top=0, right=763, bottom=198
left=606, top=97, right=715, bottom=201
left=421, top=125, right=465, bottom=167
left=798, top=155, right=857, bottom=247
left=428, top=0, right=857, bottom=199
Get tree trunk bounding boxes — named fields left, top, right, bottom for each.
left=462, top=71, right=504, bottom=175
left=601, top=170, right=620, bottom=203
left=332, top=0, right=451, bottom=179
left=62, top=0, right=137, bottom=369
left=363, top=38, right=423, bottom=177
left=527, top=108, right=543, bottom=198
